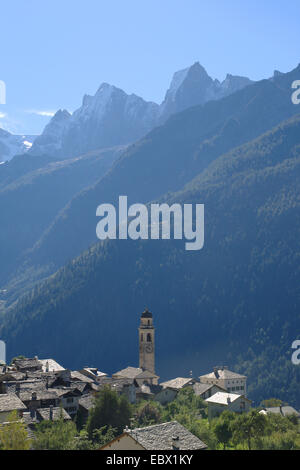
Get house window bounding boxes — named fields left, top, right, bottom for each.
left=66, top=407, right=77, bottom=413
left=141, top=334, right=144, bottom=342
left=147, top=333, right=152, bottom=342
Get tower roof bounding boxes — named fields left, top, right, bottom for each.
left=141, top=308, right=152, bottom=319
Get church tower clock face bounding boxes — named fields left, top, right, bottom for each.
left=145, top=344, right=153, bottom=353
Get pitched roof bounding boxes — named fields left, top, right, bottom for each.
left=14, top=358, right=42, bottom=371
left=0, top=393, right=27, bottom=412
left=39, top=359, right=65, bottom=373
left=23, top=407, right=71, bottom=425
left=193, top=382, right=226, bottom=396
left=265, top=406, right=300, bottom=417
left=160, top=377, right=194, bottom=390
left=135, top=370, right=159, bottom=379
left=98, top=376, right=135, bottom=393
left=19, top=389, right=60, bottom=402
left=81, top=368, right=107, bottom=379
left=70, top=371, right=94, bottom=383
left=200, top=368, right=246, bottom=380
left=205, top=391, right=250, bottom=405
left=126, top=421, right=207, bottom=450
left=78, top=395, right=96, bottom=411
left=113, top=367, right=143, bottom=379
left=37, top=407, right=71, bottom=421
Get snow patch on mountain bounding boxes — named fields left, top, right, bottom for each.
left=0, top=128, right=36, bottom=162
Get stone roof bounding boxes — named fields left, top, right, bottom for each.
left=70, top=371, right=94, bottom=383
left=113, top=367, right=143, bottom=379
left=0, top=393, right=27, bottom=412
left=19, top=389, right=60, bottom=402
left=81, top=368, right=107, bottom=379
left=37, top=407, right=71, bottom=421
left=98, top=376, right=135, bottom=392
left=200, top=368, right=246, bottom=380
left=127, top=421, right=207, bottom=450
left=14, top=358, right=42, bottom=371
left=71, top=382, right=89, bottom=393
left=265, top=406, right=300, bottom=418
left=205, top=391, right=249, bottom=405
left=193, top=383, right=226, bottom=396
left=23, top=407, right=71, bottom=425
left=135, top=370, right=159, bottom=379
left=160, top=377, right=194, bottom=390
left=0, top=371, right=26, bottom=382
left=78, top=395, right=96, bottom=411
left=39, top=359, right=65, bottom=373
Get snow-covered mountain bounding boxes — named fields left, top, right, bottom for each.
left=60, top=83, right=159, bottom=157
left=29, top=63, right=254, bottom=158
left=30, top=84, right=159, bottom=158
left=0, top=129, right=35, bottom=163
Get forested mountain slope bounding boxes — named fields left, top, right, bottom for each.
left=2, top=115, right=300, bottom=407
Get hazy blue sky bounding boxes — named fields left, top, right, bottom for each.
left=1, top=0, right=299, bottom=134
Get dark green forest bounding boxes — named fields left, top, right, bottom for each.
left=1, top=114, right=300, bottom=407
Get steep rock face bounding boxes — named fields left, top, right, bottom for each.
left=158, top=62, right=219, bottom=121
left=29, top=85, right=159, bottom=158
left=29, top=63, right=253, bottom=158
left=158, top=62, right=253, bottom=123
left=217, top=73, right=253, bottom=98
left=60, top=83, right=159, bottom=156
left=24, top=64, right=298, bottom=276
left=29, top=109, right=71, bottom=157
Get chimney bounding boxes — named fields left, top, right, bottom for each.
left=15, top=383, right=21, bottom=397
left=45, top=361, right=49, bottom=373
left=31, top=392, right=37, bottom=401
left=172, top=436, right=180, bottom=450
left=49, top=405, right=53, bottom=421
left=227, top=396, right=231, bottom=405
left=123, top=425, right=130, bottom=433
left=214, top=367, right=219, bottom=379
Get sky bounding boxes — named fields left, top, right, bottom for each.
left=0, top=0, right=299, bottom=134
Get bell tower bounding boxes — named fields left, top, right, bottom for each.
left=139, top=308, right=155, bottom=374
